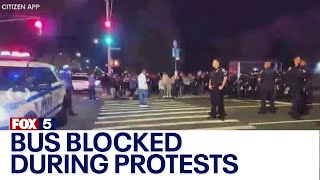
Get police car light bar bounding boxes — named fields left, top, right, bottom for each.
left=0, top=51, right=11, bottom=56
left=0, top=51, right=30, bottom=57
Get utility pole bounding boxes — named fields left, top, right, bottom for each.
left=105, top=0, right=112, bottom=74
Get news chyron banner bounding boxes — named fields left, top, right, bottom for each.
left=0, top=119, right=319, bottom=179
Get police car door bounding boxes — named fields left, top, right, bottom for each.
left=49, top=67, right=65, bottom=116
left=40, top=67, right=64, bottom=117
left=31, top=67, right=53, bottom=117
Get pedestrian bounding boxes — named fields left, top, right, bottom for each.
left=287, top=56, right=306, bottom=119
left=300, top=59, right=313, bottom=114
left=88, top=72, right=96, bottom=101
left=172, top=71, right=180, bottom=100
left=110, top=74, right=117, bottom=100
left=258, top=61, right=278, bottom=114
left=138, top=69, right=149, bottom=107
left=129, top=74, right=138, bottom=99
left=59, top=65, right=78, bottom=116
left=163, top=73, right=172, bottom=98
left=208, top=59, right=227, bottom=120
left=158, top=75, right=165, bottom=99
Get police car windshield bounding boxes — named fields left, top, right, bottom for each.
left=72, top=76, right=88, bottom=81
left=0, top=66, right=57, bottom=91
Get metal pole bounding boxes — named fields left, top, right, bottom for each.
left=175, top=59, right=177, bottom=72
left=105, top=0, right=112, bottom=74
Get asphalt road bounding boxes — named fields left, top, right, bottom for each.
left=58, top=92, right=320, bottom=130
left=58, top=93, right=103, bottom=130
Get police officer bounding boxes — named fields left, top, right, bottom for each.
left=208, top=59, right=227, bottom=120
left=258, top=61, right=278, bottom=114
left=59, top=65, right=78, bottom=116
left=287, top=57, right=306, bottom=119
left=300, top=59, right=313, bottom=114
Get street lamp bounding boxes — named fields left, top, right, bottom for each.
left=59, top=53, right=63, bottom=55
left=76, top=52, right=81, bottom=57
left=86, top=59, right=90, bottom=63
left=93, top=38, right=99, bottom=44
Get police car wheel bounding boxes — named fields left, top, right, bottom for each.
left=56, top=99, right=68, bottom=127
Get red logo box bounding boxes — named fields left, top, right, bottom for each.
left=10, top=118, right=40, bottom=130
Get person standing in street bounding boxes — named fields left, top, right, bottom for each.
left=158, top=74, right=165, bottom=99
left=258, top=61, right=278, bottom=114
left=287, top=56, right=306, bottom=119
left=88, top=72, right=96, bottom=101
left=59, top=65, right=78, bottom=116
left=129, top=74, right=138, bottom=100
left=300, top=59, right=313, bottom=114
left=138, top=69, right=149, bottom=107
left=208, top=59, right=228, bottom=120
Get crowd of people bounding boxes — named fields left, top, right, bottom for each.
left=99, top=70, right=213, bottom=100
left=58, top=55, right=314, bottom=120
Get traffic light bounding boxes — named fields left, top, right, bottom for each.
left=34, top=20, right=42, bottom=36
left=34, top=20, right=42, bottom=29
left=104, top=34, right=113, bottom=45
left=105, top=20, right=111, bottom=28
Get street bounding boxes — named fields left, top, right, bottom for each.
left=59, top=93, right=320, bottom=130
left=58, top=94, right=103, bottom=130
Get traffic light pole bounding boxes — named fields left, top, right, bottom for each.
left=105, top=0, right=112, bottom=74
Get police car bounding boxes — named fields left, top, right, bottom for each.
left=0, top=51, right=68, bottom=129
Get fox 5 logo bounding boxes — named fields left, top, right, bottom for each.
left=10, top=118, right=56, bottom=130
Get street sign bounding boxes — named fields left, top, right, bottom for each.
left=172, top=48, right=176, bottom=58
left=173, top=40, right=178, bottom=48
left=172, top=48, right=180, bottom=60
left=175, top=48, right=180, bottom=60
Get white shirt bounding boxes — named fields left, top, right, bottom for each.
left=138, top=73, right=148, bottom=90
left=158, top=80, right=165, bottom=90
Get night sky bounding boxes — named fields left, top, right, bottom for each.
left=0, top=0, right=319, bottom=71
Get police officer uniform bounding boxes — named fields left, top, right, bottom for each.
left=258, top=67, right=278, bottom=114
left=59, top=65, right=78, bottom=116
left=287, top=65, right=306, bottom=119
left=209, top=68, right=227, bottom=120
left=301, top=65, right=313, bottom=114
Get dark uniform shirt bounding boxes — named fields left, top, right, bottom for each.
left=287, top=65, right=306, bottom=91
left=301, top=66, right=312, bottom=84
left=210, top=68, right=227, bottom=87
left=259, top=67, right=277, bottom=89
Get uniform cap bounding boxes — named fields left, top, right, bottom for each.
left=63, top=64, right=70, bottom=70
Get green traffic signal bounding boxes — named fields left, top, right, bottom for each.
left=105, top=35, right=113, bottom=45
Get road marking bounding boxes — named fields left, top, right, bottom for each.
left=97, top=110, right=210, bottom=119
left=96, top=115, right=212, bottom=124
left=105, top=99, right=172, bottom=103
left=100, top=105, right=198, bottom=111
left=100, top=104, right=197, bottom=109
left=250, top=119, right=320, bottom=126
left=104, top=100, right=179, bottom=104
left=100, top=103, right=307, bottom=112
left=99, top=107, right=209, bottom=115
left=94, top=119, right=239, bottom=130
left=102, top=103, right=187, bottom=107
left=198, top=125, right=257, bottom=130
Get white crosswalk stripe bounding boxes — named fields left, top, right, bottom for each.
left=94, top=99, right=251, bottom=130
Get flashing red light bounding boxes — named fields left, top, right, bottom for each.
left=0, top=51, right=30, bottom=57
left=35, top=20, right=42, bottom=29
left=105, top=20, right=111, bottom=28
left=0, top=51, right=11, bottom=56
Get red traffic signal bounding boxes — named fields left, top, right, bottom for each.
left=34, top=20, right=42, bottom=29
left=105, top=20, right=111, bottom=28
